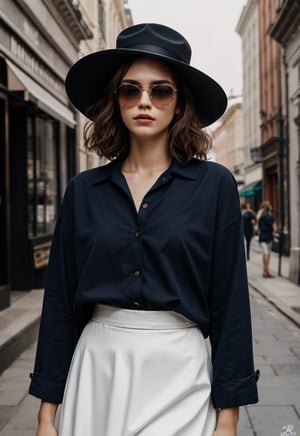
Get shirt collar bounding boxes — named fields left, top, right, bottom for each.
left=91, top=157, right=198, bottom=185
left=169, top=159, right=198, bottom=180
left=91, top=159, right=120, bottom=184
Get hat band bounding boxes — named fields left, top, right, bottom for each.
left=121, top=43, right=189, bottom=64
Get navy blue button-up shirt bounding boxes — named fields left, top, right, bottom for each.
left=29, top=157, right=259, bottom=408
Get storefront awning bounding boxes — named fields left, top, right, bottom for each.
left=7, top=60, right=76, bottom=127
left=239, top=180, right=262, bottom=197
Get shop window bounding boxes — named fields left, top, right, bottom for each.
left=27, top=117, right=58, bottom=237
left=58, top=125, right=76, bottom=203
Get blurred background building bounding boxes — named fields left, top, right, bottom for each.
left=0, top=0, right=132, bottom=309
left=213, top=96, right=245, bottom=188
left=215, top=0, right=300, bottom=284
left=236, top=0, right=262, bottom=212
left=271, top=0, right=300, bottom=284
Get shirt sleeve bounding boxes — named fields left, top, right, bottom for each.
left=209, top=171, right=259, bottom=408
left=29, top=181, right=78, bottom=403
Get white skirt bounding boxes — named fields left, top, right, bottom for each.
left=58, top=304, right=217, bottom=436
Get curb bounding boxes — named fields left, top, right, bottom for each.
left=0, top=316, right=40, bottom=374
left=249, top=278, right=300, bottom=328
left=0, top=290, right=43, bottom=375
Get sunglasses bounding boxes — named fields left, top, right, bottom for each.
left=115, top=83, right=178, bottom=109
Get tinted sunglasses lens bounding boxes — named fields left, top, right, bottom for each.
left=117, top=85, right=140, bottom=107
left=150, top=85, right=175, bottom=107
left=152, top=85, right=173, bottom=98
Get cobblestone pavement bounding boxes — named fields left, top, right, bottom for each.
left=239, top=289, right=300, bottom=436
left=0, top=286, right=299, bottom=435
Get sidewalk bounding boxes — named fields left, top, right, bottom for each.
left=241, top=238, right=300, bottom=435
left=246, top=237, right=300, bottom=328
left=0, top=290, right=43, bottom=374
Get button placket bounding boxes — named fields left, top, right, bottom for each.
left=131, top=212, right=144, bottom=306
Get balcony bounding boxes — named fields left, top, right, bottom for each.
left=51, top=0, right=93, bottom=41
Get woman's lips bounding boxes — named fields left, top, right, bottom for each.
left=134, top=114, right=154, bottom=124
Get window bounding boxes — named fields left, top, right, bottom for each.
left=27, top=117, right=58, bottom=237
left=98, top=0, right=106, bottom=44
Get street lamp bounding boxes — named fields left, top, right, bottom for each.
left=250, top=147, right=263, bottom=164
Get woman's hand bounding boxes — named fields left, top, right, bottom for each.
left=213, top=407, right=239, bottom=436
left=36, top=421, right=58, bottom=436
left=35, top=400, right=58, bottom=436
left=213, top=424, right=237, bottom=436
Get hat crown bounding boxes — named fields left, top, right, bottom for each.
left=116, top=23, right=192, bottom=64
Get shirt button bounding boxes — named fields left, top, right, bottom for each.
left=133, top=301, right=140, bottom=307
left=134, top=270, right=141, bottom=277
left=135, top=231, right=141, bottom=238
left=142, top=203, right=149, bottom=209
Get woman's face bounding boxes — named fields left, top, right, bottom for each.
left=117, top=58, right=179, bottom=142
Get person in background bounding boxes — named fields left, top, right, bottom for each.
left=257, top=200, right=277, bottom=278
left=241, top=203, right=256, bottom=261
left=29, top=23, right=259, bottom=436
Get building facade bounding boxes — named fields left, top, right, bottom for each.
left=236, top=0, right=263, bottom=211
left=236, top=0, right=291, bottom=265
left=77, top=0, right=132, bottom=172
left=258, top=0, right=290, bottom=253
left=271, top=0, right=300, bottom=283
left=260, top=0, right=290, bottom=257
left=213, top=101, right=245, bottom=187
left=0, top=0, right=132, bottom=309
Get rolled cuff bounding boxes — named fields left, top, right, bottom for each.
left=212, top=369, right=260, bottom=409
left=29, top=372, right=66, bottom=404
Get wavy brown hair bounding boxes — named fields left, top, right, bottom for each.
left=83, top=57, right=212, bottom=162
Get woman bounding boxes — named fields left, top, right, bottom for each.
left=241, top=203, right=256, bottom=261
left=257, top=200, right=277, bottom=278
left=29, top=23, right=259, bottom=436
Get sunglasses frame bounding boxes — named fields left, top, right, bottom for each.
left=115, top=83, right=178, bottom=109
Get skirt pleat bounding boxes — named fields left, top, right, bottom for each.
left=58, top=304, right=216, bottom=436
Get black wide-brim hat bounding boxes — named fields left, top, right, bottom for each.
left=65, top=23, right=227, bottom=127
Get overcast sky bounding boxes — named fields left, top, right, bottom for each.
left=127, top=0, right=247, bottom=98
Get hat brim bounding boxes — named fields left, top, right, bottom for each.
left=65, top=48, right=227, bottom=127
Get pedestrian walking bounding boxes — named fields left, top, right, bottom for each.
left=241, top=203, right=256, bottom=260
left=29, top=23, right=259, bottom=436
left=257, top=200, right=277, bottom=278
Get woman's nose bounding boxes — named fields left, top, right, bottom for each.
left=138, top=89, right=152, bottom=107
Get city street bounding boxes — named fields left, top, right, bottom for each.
left=1, top=0, right=300, bottom=435
left=0, top=244, right=300, bottom=435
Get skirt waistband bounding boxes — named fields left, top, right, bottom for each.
left=91, top=304, right=197, bottom=330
